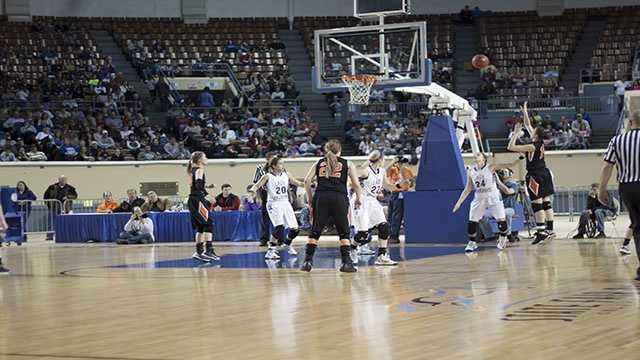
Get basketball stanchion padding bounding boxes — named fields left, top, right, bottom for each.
left=404, top=115, right=470, bottom=244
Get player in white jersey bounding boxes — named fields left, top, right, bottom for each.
left=350, top=150, right=398, bottom=266
left=453, top=153, right=520, bottom=252
left=251, top=156, right=303, bottom=260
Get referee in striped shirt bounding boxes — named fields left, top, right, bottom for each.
left=254, top=152, right=277, bottom=246
left=599, top=111, right=640, bottom=279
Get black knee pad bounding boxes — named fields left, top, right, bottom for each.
left=377, top=222, right=390, bottom=240
left=467, top=221, right=478, bottom=236
left=543, top=201, right=552, bottom=211
left=273, top=225, right=285, bottom=242
left=498, top=220, right=508, bottom=235
left=532, top=202, right=544, bottom=213
left=309, top=230, right=321, bottom=240
left=354, top=231, right=369, bottom=245
left=287, top=228, right=299, bottom=240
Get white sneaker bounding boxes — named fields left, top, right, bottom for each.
left=620, top=245, right=632, bottom=255
left=349, top=248, right=359, bottom=264
left=285, top=245, right=298, bottom=255
left=465, top=241, right=478, bottom=253
left=357, top=244, right=376, bottom=255
left=497, top=236, right=509, bottom=251
left=265, top=248, right=280, bottom=260
left=375, top=254, right=398, bottom=266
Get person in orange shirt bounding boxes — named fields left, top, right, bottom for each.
left=96, top=191, right=120, bottom=213
left=386, top=157, right=416, bottom=243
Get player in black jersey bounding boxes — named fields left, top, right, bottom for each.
left=187, top=151, right=220, bottom=262
left=507, top=102, right=555, bottom=245
left=300, top=140, right=363, bottom=273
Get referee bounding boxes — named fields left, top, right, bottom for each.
left=254, top=152, right=277, bottom=246
left=599, top=111, right=640, bottom=280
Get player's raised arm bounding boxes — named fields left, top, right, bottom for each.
left=507, top=123, right=536, bottom=153
left=303, top=161, right=317, bottom=206
left=250, top=174, right=269, bottom=193
left=521, top=101, right=535, bottom=136
left=452, top=174, right=473, bottom=213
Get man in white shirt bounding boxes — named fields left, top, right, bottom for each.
left=96, top=130, right=116, bottom=149
left=219, top=125, right=237, bottom=146
left=36, top=127, right=54, bottom=143
left=299, top=137, right=318, bottom=156
left=614, top=78, right=630, bottom=113
left=116, top=207, right=155, bottom=244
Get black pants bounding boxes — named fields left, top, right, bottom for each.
left=620, top=182, right=640, bottom=261
left=310, top=191, right=350, bottom=240
left=259, top=189, right=270, bottom=242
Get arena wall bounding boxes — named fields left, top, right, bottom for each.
left=0, top=151, right=613, bottom=200
left=28, top=0, right=640, bottom=18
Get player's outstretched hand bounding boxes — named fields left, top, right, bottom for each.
left=354, top=198, right=362, bottom=210
left=452, top=203, right=460, bottom=213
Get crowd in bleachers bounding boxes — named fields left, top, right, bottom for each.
left=505, top=108, right=594, bottom=150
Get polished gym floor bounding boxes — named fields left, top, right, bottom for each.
left=1, top=217, right=639, bottom=360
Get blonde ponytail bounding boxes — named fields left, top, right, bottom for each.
left=323, top=139, right=342, bottom=178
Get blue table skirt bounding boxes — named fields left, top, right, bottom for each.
left=55, top=211, right=262, bottom=243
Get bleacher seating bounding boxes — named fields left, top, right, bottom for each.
left=589, top=7, right=640, bottom=81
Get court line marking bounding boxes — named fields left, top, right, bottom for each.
left=0, top=353, right=178, bottom=360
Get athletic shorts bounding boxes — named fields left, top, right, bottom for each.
left=266, top=200, right=298, bottom=229
left=311, top=191, right=350, bottom=240
left=351, top=195, right=386, bottom=232
left=526, top=168, right=555, bottom=201
left=188, top=195, right=213, bottom=233
left=469, top=196, right=506, bottom=222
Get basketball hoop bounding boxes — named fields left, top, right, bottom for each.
left=341, top=74, right=378, bottom=105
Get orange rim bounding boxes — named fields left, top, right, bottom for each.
left=341, top=74, right=378, bottom=86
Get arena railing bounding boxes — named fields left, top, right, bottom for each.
left=12, top=199, right=63, bottom=241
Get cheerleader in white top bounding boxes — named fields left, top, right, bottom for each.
left=251, top=156, right=304, bottom=260
left=350, top=150, right=398, bottom=266
left=453, top=153, right=520, bottom=252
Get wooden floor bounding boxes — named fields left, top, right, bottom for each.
left=1, top=233, right=640, bottom=360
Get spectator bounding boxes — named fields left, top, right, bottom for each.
left=358, top=136, right=374, bottom=155
left=614, top=78, right=630, bottom=112
left=43, top=175, right=78, bottom=215
left=198, top=87, right=215, bottom=108
left=0, top=147, right=17, bottom=162
left=12, top=181, right=37, bottom=217
left=575, top=108, right=592, bottom=127
left=571, top=114, right=591, bottom=133
left=299, top=136, right=319, bottom=156
left=96, top=130, right=116, bottom=149
left=116, top=207, right=154, bottom=244
left=26, top=145, right=47, bottom=161
left=573, top=183, right=614, bottom=239
left=137, top=146, right=158, bottom=161
left=115, top=189, right=146, bottom=213
left=241, top=185, right=261, bottom=211
left=141, top=191, right=171, bottom=212
left=96, top=191, right=119, bottom=213
left=35, top=127, right=54, bottom=143
left=214, top=184, right=240, bottom=211
left=175, top=143, right=191, bottom=160
left=164, top=137, right=180, bottom=159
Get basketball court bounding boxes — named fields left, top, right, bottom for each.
left=1, top=217, right=639, bottom=360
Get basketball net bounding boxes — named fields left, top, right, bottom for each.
left=341, top=74, right=378, bottom=105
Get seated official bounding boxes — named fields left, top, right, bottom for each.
left=96, top=191, right=119, bottom=213
left=214, top=184, right=240, bottom=211
left=141, top=191, right=171, bottom=212
left=114, top=189, right=145, bottom=213
left=116, top=207, right=154, bottom=244
left=241, top=185, right=261, bottom=211
left=574, top=183, right=614, bottom=239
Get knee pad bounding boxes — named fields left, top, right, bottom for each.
left=354, top=231, right=370, bottom=245
left=338, top=230, right=351, bottom=240
left=309, top=230, right=322, bottom=240
left=377, top=222, right=390, bottom=240
left=498, top=220, right=508, bottom=235
left=532, top=202, right=544, bottom=213
left=467, top=221, right=478, bottom=236
left=542, top=201, right=552, bottom=211
left=287, top=228, right=299, bottom=240
left=273, top=225, right=285, bottom=242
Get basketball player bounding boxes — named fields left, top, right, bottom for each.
left=452, top=153, right=516, bottom=252
left=351, top=150, right=398, bottom=265
left=0, top=203, right=9, bottom=274
left=508, top=102, right=555, bottom=245
left=187, top=151, right=219, bottom=262
left=251, top=156, right=303, bottom=260
left=300, top=140, right=362, bottom=273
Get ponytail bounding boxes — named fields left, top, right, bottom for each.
left=188, top=151, right=205, bottom=174
left=187, top=160, right=193, bottom=174
left=323, top=139, right=342, bottom=178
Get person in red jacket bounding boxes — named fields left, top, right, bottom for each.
left=214, top=184, right=240, bottom=211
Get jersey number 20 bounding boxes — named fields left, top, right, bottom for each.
left=275, top=186, right=287, bottom=195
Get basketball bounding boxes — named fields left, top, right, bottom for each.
left=471, top=54, right=490, bottom=70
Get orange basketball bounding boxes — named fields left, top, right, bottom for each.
left=471, top=54, right=490, bottom=70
